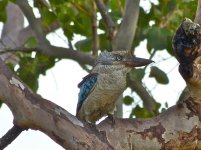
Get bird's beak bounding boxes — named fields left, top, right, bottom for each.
left=125, top=56, right=153, bottom=67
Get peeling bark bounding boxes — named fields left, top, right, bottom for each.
left=1, top=1, right=201, bottom=150
left=0, top=44, right=201, bottom=149
left=98, top=98, right=201, bottom=149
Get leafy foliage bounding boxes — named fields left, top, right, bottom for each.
left=134, top=0, right=197, bottom=55
left=16, top=52, right=56, bottom=92
left=130, top=102, right=161, bottom=118
left=130, top=105, right=154, bottom=118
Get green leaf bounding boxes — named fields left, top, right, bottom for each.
left=41, top=8, right=57, bottom=27
left=17, top=53, right=56, bottom=91
left=75, top=34, right=111, bottom=52
left=75, top=37, right=91, bottom=52
left=130, top=105, right=154, bottom=118
left=0, top=99, right=2, bottom=108
left=123, top=96, right=134, bottom=105
left=155, top=101, right=161, bottom=110
left=24, top=37, right=37, bottom=48
left=147, top=27, right=172, bottom=52
left=165, top=102, right=168, bottom=108
left=149, top=66, right=169, bottom=84
left=129, top=68, right=145, bottom=81
left=0, top=0, right=8, bottom=22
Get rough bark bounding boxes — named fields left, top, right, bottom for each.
left=195, top=0, right=201, bottom=25
left=0, top=53, right=201, bottom=149
left=112, top=0, right=140, bottom=51
left=1, top=0, right=201, bottom=149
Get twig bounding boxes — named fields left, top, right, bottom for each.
left=95, top=0, right=115, bottom=40
left=92, top=1, right=99, bottom=57
left=16, top=0, right=95, bottom=66
left=127, top=77, right=158, bottom=115
left=0, top=47, right=37, bottom=55
left=16, top=0, right=47, bottom=42
left=0, top=45, right=95, bottom=66
left=67, top=39, right=74, bottom=50
left=0, top=125, right=25, bottom=150
left=16, top=0, right=49, bottom=51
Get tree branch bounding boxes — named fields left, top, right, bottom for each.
left=112, top=0, right=140, bottom=50
left=17, top=19, right=60, bottom=46
left=16, top=0, right=48, bottom=45
left=0, top=59, right=113, bottom=149
left=195, top=0, right=201, bottom=25
left=0, top=125, right=25, bottom=149
left=15, top=0, right=95, bottom=66
left=92, top=1, right=99, bottom=57
left=128, top=79, right=158, bottom=114
left=0, top=46, right=95, bottom=66
left=1, top=2, right=24, bottom=38
left=1, top=2, right=59, bottom=48
left=0, top=56, right=201, bottom=149
left=0, top=2, right=24, bottom=65
left=40, top=45, right=95, bottom=65
left=94, top=0, right=115, bottom=40
left=111, top=0, right=141, bottom=118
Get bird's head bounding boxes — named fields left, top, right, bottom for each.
left=95, top=50, right=153, bottom=68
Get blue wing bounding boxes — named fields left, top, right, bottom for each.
left=76, top=73, right=98, bottom=114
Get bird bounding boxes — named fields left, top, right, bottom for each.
left=76, top=50, right=153, bottom=123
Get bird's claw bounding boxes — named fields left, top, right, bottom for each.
left=107, top=114, right=115, bottom=126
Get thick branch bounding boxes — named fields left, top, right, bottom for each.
left=98, top=98, right=201, bottom=149
left=1, top=2, right=201, bottom=150
left=112, top=0, right=140, bottom=50
left=0, top=59, right=112, bottom=149
left=1, top=2, right=24, bottom=38
left=0, top=56, right=201, bottom=149
left=1, top=3, right=59, bottom=48
left=195, top=0, right=201, bottom=25
left=0, top=2, right=24, bottom=65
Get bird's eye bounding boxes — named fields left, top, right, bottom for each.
left=115, top=55, right=123, bottom=61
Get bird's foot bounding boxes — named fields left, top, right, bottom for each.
left=85, top=121, right=96, bottom=128
left=107, top=114, right=115, bottom=126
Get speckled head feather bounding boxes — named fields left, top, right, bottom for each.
left=95, top=50, right=153, bottom=67
left=95, top=50, right=132, bottom=65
